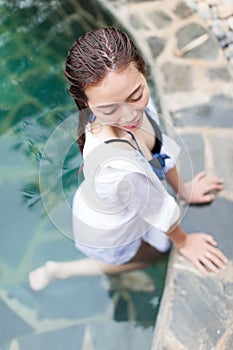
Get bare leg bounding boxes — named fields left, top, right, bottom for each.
left=29, top=259, right=150, bottom=291
left=29, top=241, right=167, bottom=291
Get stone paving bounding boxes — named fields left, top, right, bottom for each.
left=98, top=0, right=233, bottom=349
left=184, top=0, right=233, bottom=68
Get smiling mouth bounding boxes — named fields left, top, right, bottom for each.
left=123, top=119, right=141, bottom=130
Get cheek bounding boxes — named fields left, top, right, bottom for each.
left=145, top=89, right=150, bottom=104
left=137, top=84, right=150, bottom=108
left=140, top=87, right=150, bottom=108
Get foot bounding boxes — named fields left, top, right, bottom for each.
left=180, top=172, right=224, bottom=204
left=29, top=261, right=60, bottom=291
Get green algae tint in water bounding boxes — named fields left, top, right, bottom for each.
left=0, top=0, right=117, bottom=132
left=0, top=0, right=168, bottom=346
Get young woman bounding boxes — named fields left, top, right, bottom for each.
left=29, top=27, right=227, bottom=291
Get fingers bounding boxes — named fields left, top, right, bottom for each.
left=178, top=233, right=228, bottom=275
left=195, top=173, right=224, bottom=191
left=199, top=252, right=227, bottom=273
left=189, top=172, right=224, bottom=204
left=195, top=172, right=224, bottom=184
left=209, top=176, right=224, bottom=186
left=202, top=234, right=217, bottom=246
left=195, top=171, right=206, bottom=180
left=199, top=237, right=228, bottom=273
left=200, top=256, right=220, bottom=273
left=198, top=193, right=216, bottom=204
left=208, top=245, right=228, bottom=264
left=191, top=234, right=228, bottom=274
left=194, top=260, right=208, bottom=275
left=203, top=182, right=224, bottom=193
left=203, top=234, right=228, bottom=262
left=208, top=175, right=224, bottom=184
left=203, top=178, right=224, bottom=192
left=194, top=252, right=227, bottom=274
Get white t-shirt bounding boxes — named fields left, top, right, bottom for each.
left=72, top=98, right=180, bottom=263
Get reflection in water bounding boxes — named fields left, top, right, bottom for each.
left=1, top=0, right=117, bottom=133
left=0, top=0, right=167, bottom=344
left=1, top=0, right=118, bottom=207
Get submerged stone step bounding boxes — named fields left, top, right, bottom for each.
left=3, top=324, right=85, bottom=350
left=89, top=320, right=153, bottom=350
left=2, top=320, right=153, bottom=350
left=0, top=297, right=34, bottom=347
left=4, top=275, right=109, bottom=322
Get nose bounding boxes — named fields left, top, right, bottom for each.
left=119, top=105, right=143, bottom=123
left=117, top=105, right=131, bottom=123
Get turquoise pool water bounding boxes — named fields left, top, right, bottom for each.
left=0, top=1, right=168, bottom=348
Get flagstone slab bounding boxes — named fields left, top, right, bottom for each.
left=161, top=63, right=193, bottom=93
left=90, top=321, right=153, bottom=350
left=210, top=134, right=233, bottom=195
left=182, top=197, right=233, bottom=259
left=0, top=297, right=34, bottom=346
left=176, top=23, right=219, bottom=59
left=207, top=67, right=232, bottom=81
left=17, top=324, right=85, bottom=350
left=148, top=37, right=166, bottom=59
left=167, top=270, right=232, bottom=349
left=0, top=183, right=40, bottom=269
left=5, top=276, right=110, bottom=322
left=30, top=237, right=82, bottom=267
left=177, top=133, right=204, bottom=181
left=129, top=14, right=149, bottom=30
left=148, top=10, right=172, bottom=29
left=172, top=95, right=233, bottom=127
left=173, top=1, right=195, bottom=19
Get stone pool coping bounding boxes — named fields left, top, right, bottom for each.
left=98, top=0, right=233, bottom=349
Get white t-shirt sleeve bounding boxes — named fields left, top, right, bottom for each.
left=95, top=165, right=180, bottom=233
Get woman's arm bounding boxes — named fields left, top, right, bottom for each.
left=92, top=152, right=227, bottom=274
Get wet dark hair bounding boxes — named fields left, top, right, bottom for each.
left=64, top=27, right=147, bottom=153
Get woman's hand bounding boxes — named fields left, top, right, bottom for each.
left=165, top=168, right=224, bottom=205
left=181, top=172, right=224, bottom=204
left=178, top=233, right=228, bottom=274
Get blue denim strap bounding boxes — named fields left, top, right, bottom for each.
left=149, top=153, right=170, bottom=180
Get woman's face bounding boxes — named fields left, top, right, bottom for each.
left=85, top=63, right=150, bottom=131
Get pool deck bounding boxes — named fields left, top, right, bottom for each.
left=100, top=0, right=233, bottom=349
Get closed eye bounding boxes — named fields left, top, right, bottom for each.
left=130, top=93, right=143, bottom=102
left=102, top=108, right=118, bottom=116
